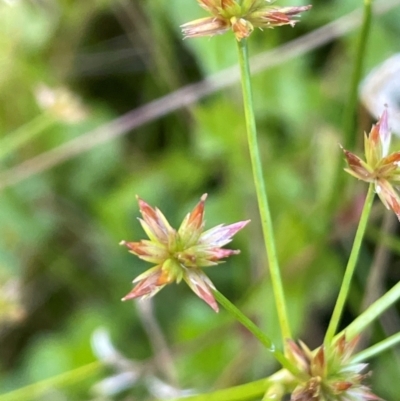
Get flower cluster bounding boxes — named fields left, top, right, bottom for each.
left=181, top=0, right=311, bottom=40
left=120, top=194, right=249, bottom=312
left=342, top=109, right=400, bottom=220
left=287, top=335, right=381, bottom=401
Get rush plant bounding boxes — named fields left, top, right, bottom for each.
left=2, top=1, right=400, bottom=401
left=117, top=1, right=400, bottom=400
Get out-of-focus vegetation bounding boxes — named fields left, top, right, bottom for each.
left=1, top=0, right=400, bottom=400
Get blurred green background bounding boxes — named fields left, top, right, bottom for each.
left=1, top=0, right=400, bottom=400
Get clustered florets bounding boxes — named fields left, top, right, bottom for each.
left=120, top=194, right=249, bottom=312
left=342, top=109, right=400, bottom=220
left=287, top=335, right=381, bottom=401
left=181, top=0, right=311, bottom=40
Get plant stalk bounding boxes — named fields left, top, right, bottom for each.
left=236, top=38, right=291, bottom=342
left=168, top=369, right=293, bottom=401
left=325, top=184, right=375, bottom=344
left=352, top=331, right=400, bottom=363
left=326, top=0, right=373, bottom=216
left=213, top=290, right=300, bottom=377
left=339, top=280, right=400, bottom=340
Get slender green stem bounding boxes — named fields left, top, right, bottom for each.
left=0, top=113, right=55, bottom=161
left=337, top=280, right=400, bottom=340
left=213, top=290, right=300, bottom=376
left=327, top=0, right=373, bottom=216
left=236, top=38, right=291, bottom=341
left=0, top=362, right=102, bottom=401
left=168, top=369, right=293, bottom=401
left=325, top=184, right=375, bottom=345
left=352, top=331, right=400, bottom=363
left=169, top=376, right=269, bottom=401
left=342, top=0, right=372, bottom=150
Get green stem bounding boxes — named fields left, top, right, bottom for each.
left=325, top=184, right=375, bottom=345
left=169, top=370, right=294, bottom=401
left=236, top=38, right=291, bottom=341
left=352, top=331, right=400, bottom=363
left=169, top=377, right=269, bottom=401
left=213, top=290, right=299, bottom=376
left=168, top=369, right=293, bottom=401
left=327, top=0, right=373, bottom=216
left=342, top=0, right=372, bottom=150
left=0, top=362, right=102, bottom=401
left=0, top=113, right=55, bottom=161
left=338, top=280, right=400, bottom=340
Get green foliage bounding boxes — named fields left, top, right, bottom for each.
left=1, top=0, right=400, bottom=400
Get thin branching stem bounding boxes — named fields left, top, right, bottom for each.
left=213, top=290, right=300, bottom=376
left=325, top=184, right=375, bottom=345
left=168, top=369, right=293, bottom=401
left=338, top=280, right=400, bottom=339
left=236, top=38, right=291, bottom=342
left=326, top=0, right=373, bottom=216
left=352, top=331, right=400, bottom=363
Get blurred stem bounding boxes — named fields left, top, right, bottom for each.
left=213, top=290, right=300, bottom=376
left=339, top=280, right=400, bottom=339
left=135, top=299, right=178, bottom=387
left=352, top=331, right=400, bottom=363
left=0, top=113, right=55, bottom=161
left=342, top=0, right=372, bottom=149
left=0, top=362, right=102, bottom=401
left=169, top=376, right=269, bottom=401
left=326, top=0, right=373, bottom=217
left=169, top=370, right=293, bottom=401
left=168, top=369, right=293, bottom=401
left=325, top=184, right=375, bottom=345
left=236, top=38, right=291, bottom=342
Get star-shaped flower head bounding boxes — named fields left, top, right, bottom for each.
left=181, top=0, right=311, bottom=40
left=342, top=109, right=400, bottom=220
left=120, top=194, right=250, bottom=312
left=288, top=335, right=382, bottom=401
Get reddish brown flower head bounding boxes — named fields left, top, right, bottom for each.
left=287, top=335, right=382, bottom=401
left=342, top=109, right=400, bottom=220
left=120, top=194, right=250, bottom=312
left=181, top=0, right=311, bottom=40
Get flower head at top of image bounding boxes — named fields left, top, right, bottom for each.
left=181, top=0, right=311, bottom=40
left=120, top=194, right=250, bottom=312
left=342, top=109, right=400, bottom=221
